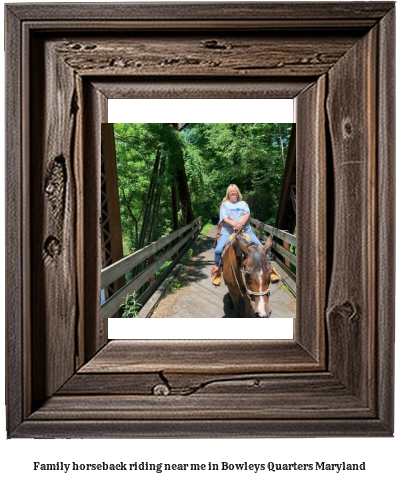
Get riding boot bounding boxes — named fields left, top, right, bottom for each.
left=270, top=266, right=281, bottom=283
left=211, top=265, right=222, bottom=286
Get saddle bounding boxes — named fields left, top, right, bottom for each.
left=231, top=232, right=280, bottom=283
left=211, top=231, right=251, bottom=286
left=211, top=231, right=280, bottom=285
left=228, top=231, right=251, bottom=245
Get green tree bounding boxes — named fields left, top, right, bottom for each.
left=114, top=123, right=186, bottom=252
left=114, top=123, right=293, bottom=254
left=182, top=123, right=292, bottom=224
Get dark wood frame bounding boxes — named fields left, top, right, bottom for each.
left=5, top=2, right=395, bottom=438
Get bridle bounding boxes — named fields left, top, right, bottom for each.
left=240, top=266, right=271, bottom=298
left=228, top=240, right=271, bottom=300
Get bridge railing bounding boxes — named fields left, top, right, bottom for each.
left=101, top=217, right=202, bottom=319
left=250, top=218, right=296, bottom=291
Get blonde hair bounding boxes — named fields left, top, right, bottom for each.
left=222, top=184, right=243, bottom=202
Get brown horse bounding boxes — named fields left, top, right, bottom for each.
left=222, top=233, right=273, bottom=318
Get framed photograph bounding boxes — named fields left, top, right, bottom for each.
left=102, top=117, right=296, bottom=340
left=5, top=2, right=395, bottom=437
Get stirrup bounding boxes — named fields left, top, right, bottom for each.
left=270, top=267, right=281, bottom=283
left=211, top=267, right=222, bottom=286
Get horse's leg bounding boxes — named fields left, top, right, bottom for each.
left=228, top=287, right=241, bottom=317
left=244, top=295, right=252, bottom=318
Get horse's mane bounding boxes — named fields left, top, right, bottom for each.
left=248, top=244, right=266, bottom=267
left=235, top=237, right=267, bottom=268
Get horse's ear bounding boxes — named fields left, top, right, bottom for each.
left=263, top=236, right=273, bottom=255
left=236, top=236, right=249, bottom=255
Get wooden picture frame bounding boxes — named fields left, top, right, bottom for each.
left=5, top=2, right=395, bottom=438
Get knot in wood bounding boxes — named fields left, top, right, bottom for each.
left=152, top=383, right=170, bottom=396
left=45, top=156, right=66, bottom=223
left=343, top=119, right=353, bottom=137
left=340, top=301, right=358, bottom=321
left=202, top=40, right=227, bottom=50
left=43, top=236, right=61, bottom=260
left=45, top=181, right=56, bottom=196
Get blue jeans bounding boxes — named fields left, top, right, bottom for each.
left=214, top=230, right=270, bottom=265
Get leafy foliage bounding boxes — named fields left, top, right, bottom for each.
left=121, top=292, right=142, bottom=318
left=183, top=123, right=291, bottom=224
left=114, top=123, right=185, bottom=253
left=114, top=123, right=292, bottom=254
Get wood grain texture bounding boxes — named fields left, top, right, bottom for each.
left=30, top=36, right=77, bottom=408
left=64, top=371, right=350, bottom=397
left=58, top=372, right=162, bottom=396
left=7, top=2, right=394, bottom=22
left=295, top=76, right=326, bottom=365
left=79, top=340, right=322, bottom=374
left=92, top=78, right=312, bottom=100
left=5, top=5, right=24, bottom=436
left=73, top=70, right=85, bottom=370
left=34, top=370, right=375, bottom=422
left=376, top=7, right=395, bottom=432
left=326, top=26, right=377, bottom=404
left=13, top=418, right=391, bottom=439
left=5, top=2, right=395, bottom=438
left=82, top=81, right=108, bottom=361
left=54, top=34, right=360, bottom=78
left=28, top=393, right=371, bottom=421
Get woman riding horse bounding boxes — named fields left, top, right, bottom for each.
left=211, top=184, right=266, bottom=285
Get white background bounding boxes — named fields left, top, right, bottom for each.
left=1, top=1, right=397, bottom=486
left=109, top=99, right=294, bottom=339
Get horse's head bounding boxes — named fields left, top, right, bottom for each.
left=237, top=236, right=273, bottom=318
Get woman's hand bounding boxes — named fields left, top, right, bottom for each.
left=224, top=218, right=243, bottom=231
left=234, top=222, right=243, bottom=231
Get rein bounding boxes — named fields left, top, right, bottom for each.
left=228, top=245, right=245, bottom=297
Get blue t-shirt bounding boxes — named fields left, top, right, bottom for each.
left=220, top=200, right=251, bottom=235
